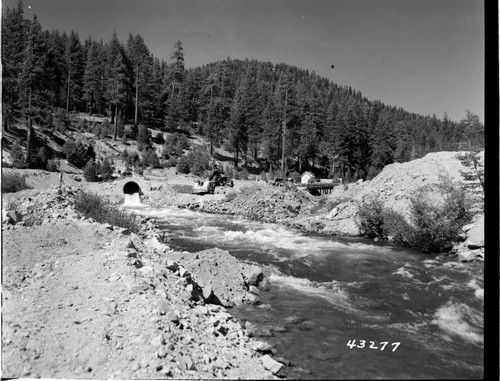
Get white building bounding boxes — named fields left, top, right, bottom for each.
left=301, top=171, right=316, bottom=184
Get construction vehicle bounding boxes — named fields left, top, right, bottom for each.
left=192, top=179, right=216, bottom=194
left=192, top=164, right=233, bottom=195
left=209, top=166, right=234, bottom=187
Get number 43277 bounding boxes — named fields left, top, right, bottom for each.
left=347, top=340, right=400, bottom=352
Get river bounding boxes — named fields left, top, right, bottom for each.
left=126, top=200, right=484, bottom=379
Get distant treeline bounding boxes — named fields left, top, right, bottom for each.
left=2, top=0, right=484, bottom=179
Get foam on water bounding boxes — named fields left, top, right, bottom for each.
left=123, top=193, right=143, bottom=206
left=270, top=273, right=351, bottom=305
left=431, top=301, right=483, bottom=345
left=392, top=266, right=414, bottom=278
left=219, top=226, right=384, bottom=256
left=467, top=279, right=484, bottom=300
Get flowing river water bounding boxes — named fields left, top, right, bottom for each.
left=125, top=198, right=484, bottom=379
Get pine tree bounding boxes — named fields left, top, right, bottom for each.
left=83, top=40, right=106, bottom=115
left=2, top=0, right=28, bottom=131
left=45, top=30, right=67, bottom=109
left=127, top=34, right=153, bottom=127
left=105, top=32, right=131, bottom=139
left=18, top=14, right=49, bottom=164
left=228, top=76, right=252, bottom=168
left=136, top=125, right=152, bottom=151
left=165, top=40, right=187, bottom=129
left=83, top=158, right=97, bottom=182
left=65, top=31, right=85, bottom=112
left=369, top=109, right=396, bottom=171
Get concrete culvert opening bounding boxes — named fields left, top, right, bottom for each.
left=123, top=181, right=143, bottom=206
left=123, top=181, right=142, bottom=195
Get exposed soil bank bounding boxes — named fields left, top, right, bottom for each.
left=2, top=187, right=285, bottom=379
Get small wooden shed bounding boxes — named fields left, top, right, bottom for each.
left=301, top=171, right=316, bottom=184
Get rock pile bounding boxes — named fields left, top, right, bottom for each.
left=201, top=185, right=311, bottom=223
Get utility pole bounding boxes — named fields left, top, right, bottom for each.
left=281, top=88, right=287, bottom=173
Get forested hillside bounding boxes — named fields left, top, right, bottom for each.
left=2, top=1, right=484, bottom=180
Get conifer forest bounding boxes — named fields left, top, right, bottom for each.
left=2, top=1, right=484, bottom=180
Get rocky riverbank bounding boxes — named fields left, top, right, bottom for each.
left=1, top=149, right=484, bottom=377
left=2, top=187, right=286, bottom=379
left=198, top=151, right=485, bottom=262
left=199, top=184, right=313, bottom=223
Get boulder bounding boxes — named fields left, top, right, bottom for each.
left=166, top=260, right=178, bottom=271
left=7, top=210, right=23, bottom=224
left=244, top=265, right=264, bottom=286
left=253, top=341, right=273, bottom=353
left=151, top=334, right=166, bottom=346
left=260, top=354, right=283, bottom=375
left=244, top=292, right=261, bottom=305
left=465, top=215, right=484, bottom=249
left=202, top=284, right=213, bottom=300
left=325, top=207, right=339, bottom=220
left=458, top=251, right=475, bottom=262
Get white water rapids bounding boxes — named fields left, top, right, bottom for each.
left=124, top=203, right=484, bottom=379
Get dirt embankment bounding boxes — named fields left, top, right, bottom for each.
left=199, top=184, right=314, bottom=223
left=2, top=187, right=287, bottom=379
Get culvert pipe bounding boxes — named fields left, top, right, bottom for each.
left=123, top=181, right=143, bottom=206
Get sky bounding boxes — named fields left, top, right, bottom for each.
left=3, top=0, right=484, bottom=123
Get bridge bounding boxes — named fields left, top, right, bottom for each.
left=295, top=182, right=342, bottom=195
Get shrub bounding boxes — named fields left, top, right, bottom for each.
left=186, top=149, right=210, bottom=176
left=137, top=125, right=152, bottom=151
left=176, top=155, right=190, bottom=174
left=2, top=172, right=30, bottom=193
left=10, top=141, right=26, bottom=168
left=121, top=149, right=129, bottom=161
left=102, top=119, right=110, bottom=133
left=142, top=149, right=161, bottom=168
left=63, top=139, right=96, bottom=168
left=407, top=182, right=472, bottom=253
left=100, top=127, right=107, bottom=140
left=288, top=171, right=300, bottom=183
left=54, top=109, right=70, bottom=133
left=238, top=168, right=249, bottom=180
left=46, top=159, right=60, bottom=172
left=357, top=175, right=473, bottom=253
left=164, top=133, right=189, bottom=156
left=165, top=156, right=178, bottom=168
left=74, top=191, right=139, bottom=232
left=77, top=119, right=87, bottom=132
left=30, top=147, right=51, bottom=169
left=357, top=197, right=386, bottom=239
left=92, top=124, right=101, bottom=137
left=153, top=132, right=165, bottom=144
left=83, top=159, right=98, bottom=182
left=117, top=119, right=125, bottom=138
left=98, top=157, right=114, bottom=181
left=130, top=124, right=138, bottom=140
left=161, top=146, right=170, bottom=160
left=125, top=151, right=140, bottom=170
